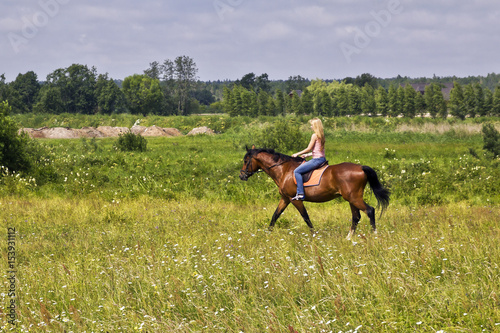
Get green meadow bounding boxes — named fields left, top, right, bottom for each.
left=1, top=116, right=499, bottom=332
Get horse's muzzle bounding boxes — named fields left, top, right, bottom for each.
left=239, top=172, right=248, bottom=181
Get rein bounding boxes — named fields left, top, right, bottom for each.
left=261, top=159, right=291, bottom=172
left=244, top=157, right=300, bottom=177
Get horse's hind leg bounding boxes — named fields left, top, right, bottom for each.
left=347, top=203, right=361, bottom=240
left=269, top=197, right=290, bottom=231
left=366, top=204, right=376, bottom=234
left=346, top=200, right=376, bottom=240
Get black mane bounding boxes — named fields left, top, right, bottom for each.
left=245, top=147, right=303, bottom=163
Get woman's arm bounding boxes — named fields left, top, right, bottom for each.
left=292, top=134, right=317, bottom=158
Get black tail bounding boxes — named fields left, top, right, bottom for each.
left=362, top=166, right=390, bottom=216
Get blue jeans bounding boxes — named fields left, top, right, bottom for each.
left=294, top=157, right=327, bottom=196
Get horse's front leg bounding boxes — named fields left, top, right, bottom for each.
left=291, top=200, right=314, bottom=230
left=269, top=197, right=290, bottom=231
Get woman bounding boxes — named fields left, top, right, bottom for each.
left=291, top=118, right=326, bottom=201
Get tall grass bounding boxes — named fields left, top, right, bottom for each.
left=1, top=197, right=499, bottom=331
left=1, top=124, right=498, bottom=206
left=1, top=116, right=499, bottom=331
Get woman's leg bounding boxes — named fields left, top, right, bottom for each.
left=293, top=157, right=326, bottom=198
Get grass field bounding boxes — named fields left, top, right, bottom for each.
left=1, top=116, right=499, bottom=332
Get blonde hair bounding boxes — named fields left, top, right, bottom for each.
left=309, top=118, right=325, bottom=146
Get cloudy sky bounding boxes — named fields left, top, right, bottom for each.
left=1, top=0, right=499, bottom=82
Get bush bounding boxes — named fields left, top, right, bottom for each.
left=0, top=101, right=57, bottom=188
left=252, top=119, right=307, bottom=153
left=116, top=131, right=148, bottom=152
left=482, top=123, right=500, bottom=157
left=0, top=101, right=34, bottom=172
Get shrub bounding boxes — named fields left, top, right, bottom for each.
left=252, top=119, right=307, bottom=153
left=116, top=131, right=148, bottom=152
left=0, top=101, right=56, bottom=187
left=482, top=123, right=500, bottom=157
left=0, top=101, right=34, bottom=172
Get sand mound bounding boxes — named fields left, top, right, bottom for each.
left=131, top=125, right=147, bottom=135
left=96, top=126, right=129, bottom=137
left=19, top=125, right=192, bottom=139
left=20, top=127, right=80, bottom=139
left=187, top=126, right=215, bottom=136
left=162, top=128, right=183, bottom=137
left=77, top=127, right=106, bottom=138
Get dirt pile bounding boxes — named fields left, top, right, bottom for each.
left=19, top=126, right=186, bottom=139
left=187, top=126, right=215, bottom=136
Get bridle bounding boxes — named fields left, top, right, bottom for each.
left=241, top=156, right=294, bottom=178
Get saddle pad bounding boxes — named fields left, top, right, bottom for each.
left=293, top=164, right=329, bottom=187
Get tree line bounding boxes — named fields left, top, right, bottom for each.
left=1, top=60, right=500, bottom=118
left=222, top=78, right=500, bottom=118
left=0, top=56, right=216, bottom=116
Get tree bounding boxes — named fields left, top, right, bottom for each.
left=320, top=91, right=333, bottom=116
left=33, top=85, right=64, bottom=114
left=474, top=83, right=486, bottom=117
left=290, top=91, right=303, bottom=114
left=375, top=86, right=388, bottom=116
left=415, top=92, right=426, bottom=117
left=95, top=74, right=125, bottom=114
left=301, top=89, right=313, bottom=115
left=361, top=84, right=376, bottom=116
left=424, top=83, right=446, bottom=118
left=0, top=74, right=24, bottom=114
left=238, top=73, right=255, bottom=90
left=388, top=85, right=398, bottom=117
left=10, top=71, right=40, bottom=113
left=255, top=73, right=271, bottom=93
left=222, top=86, right=236, bottom=116
left=191, top=88, right=215, bottom=106
left=45, top=64, right=98, bottom=114
left=483, top=88, right=493, bottom=116
left=122, top=74, right=164, bottom=115
left=433, top=84, right=447, bottom=119
left=144, top=61, right=162, bottom=80
left=160, top=56, right=199, bottom=115
left=354, top=73, right=378, bottom=89
left=275, top=89, right=285, bottom=116
left=449, top=82, right=466, bottom=120
left=395, top=86, right=405, bottom=117
left=285, top=75, right=309, bottom=93
left=174, top=55, right=198, bottom=115
left=347, top=86, right=361, bottom=115
left=336, top=84, right=349, bottom=116
left=463, top=84, right=476, bottom=118
left=492, top=86, right=500, bottom=117
left=403, top=84, right=417, bottom=118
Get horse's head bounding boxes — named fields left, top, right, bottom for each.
left=239, top=146, right=260, bottom=181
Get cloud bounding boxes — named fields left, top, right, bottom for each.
left=0, top=0, right=498, bottom=82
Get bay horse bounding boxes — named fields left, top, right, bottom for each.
left=239, top=147, right=390, bottom=240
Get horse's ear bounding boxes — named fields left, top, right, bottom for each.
left=251, top=144, right=256, bottom=149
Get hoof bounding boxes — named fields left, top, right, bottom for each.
left=346, top=230, right=354, bottom=241
left=268, top=226, right=274, bottom=232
